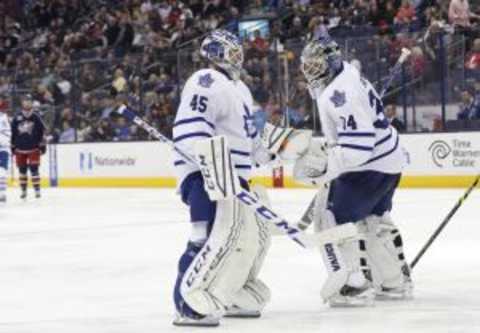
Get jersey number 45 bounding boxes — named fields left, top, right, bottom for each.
left=190, top=94, right=208, bottom=113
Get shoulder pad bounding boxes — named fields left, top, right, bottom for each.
left=189, top=69, right=221, bottom=90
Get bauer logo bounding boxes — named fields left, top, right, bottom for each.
left=324, top=243, right=341, bottom=272
left=429, top=139, right=480, bottom=169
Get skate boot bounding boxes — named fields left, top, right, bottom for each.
left=328, top=281, right=375, bottom=307
left=20, top=190, right=27, bottom=200
left=35, top=190, right=41, bottom=199
left=0, top=193, right=6, bottom=204
left=375, top=264, right=414, bottom=300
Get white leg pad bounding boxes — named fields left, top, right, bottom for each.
left=180, top=198, right=244, bottom=315
left=314, top=202, right=372, bottom=304
left=364, top=213, right=412, bottom=289
left=231, top=279, right=271, bottom=311
left=228, top=187, right=272, bottom=311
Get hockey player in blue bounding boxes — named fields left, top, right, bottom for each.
left=11, top=95, right=46, bottom=200
left=293, top=37, right=413, bottom=306
left=0, top=99, right=10, bottom=203
left=171, top=30, right=272, bottom=327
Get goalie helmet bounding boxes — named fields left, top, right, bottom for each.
left=301, top=36, right=343, bottom=92
left=200, top=29, right=244, bottom=81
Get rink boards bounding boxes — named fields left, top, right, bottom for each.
left=10, top=132, right=480, bottom=188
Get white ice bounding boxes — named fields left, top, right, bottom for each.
left=1, top=187, right=479, bottom=333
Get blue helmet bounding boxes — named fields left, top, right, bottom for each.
left=301, top=36, right=343, bottom=90
left=200, top=29, right=244, bottom=80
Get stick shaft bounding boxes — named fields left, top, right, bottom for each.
left=410, top=175, right=480, bottom=269
left=118, top=106, right=354, bottom=249
left=380, top=50, right=410, bottom=98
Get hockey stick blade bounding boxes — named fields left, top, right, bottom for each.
left=117, top=105, right=353, bottom=249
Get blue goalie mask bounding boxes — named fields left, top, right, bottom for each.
left=200, top=29, right=244, bottom=81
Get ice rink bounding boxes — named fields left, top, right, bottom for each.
left=1, top=187, right=479, bottom=333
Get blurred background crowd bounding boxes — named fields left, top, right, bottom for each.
left=0, top=0, right=479, bottom=143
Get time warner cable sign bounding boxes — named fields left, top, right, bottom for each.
left=428, top=139, right=480, bottom=168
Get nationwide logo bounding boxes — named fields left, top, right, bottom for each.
left=80, top=152, right=93, bottom=171
left=429, top=139, right=480, bottom=168
left=79, top=152, right=136, bottom=172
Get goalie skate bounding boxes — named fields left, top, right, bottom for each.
left=224, top=305, right=261, bottom=318
left=328, top=283, right=375, bottom=307
left=173, top=312, right=220, bottom=327
left=375, top=266, right=414, bottom=300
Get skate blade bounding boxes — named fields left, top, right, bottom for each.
left=329, top=297, right=375, bottom=308
left=172, top=318, right=219, bottom=327
left=329, top=289, right=375, bottom=308
left=375, top=290, right=414, bottom=301
left=224, top=310, right=261, bottom=318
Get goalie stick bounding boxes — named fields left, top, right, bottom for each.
left=410, top=174, right=480, bottom=269
left=116, top=105, right=357, bottom=249
left=295, top=48, right=412, bottom=231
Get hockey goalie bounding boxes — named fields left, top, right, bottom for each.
left=262, top=36, right=414, bottom=307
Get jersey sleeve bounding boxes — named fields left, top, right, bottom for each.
left=0, top=115, right=11, bottom=147
left=323, top=89, right=376, bottom=173
left=172, top=72, right=220, bottom=166
left=10, top=117, right=17, bottom=147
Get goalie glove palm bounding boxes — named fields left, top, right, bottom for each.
left=293, top=141, right=329, bottom=186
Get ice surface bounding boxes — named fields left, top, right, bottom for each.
left=1, top=187, right=479, bottom=333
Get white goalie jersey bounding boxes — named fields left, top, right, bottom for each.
left=172, top=68, right=257, bottom=186
left=311, top=62, right=407, bottom=176
left=0, top=112, right=11, bottom=151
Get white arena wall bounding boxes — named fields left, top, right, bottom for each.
left=12, top=132, right=480, bottom=188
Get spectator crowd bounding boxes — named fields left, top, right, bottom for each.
left=0, top=0, right=479, bottom=141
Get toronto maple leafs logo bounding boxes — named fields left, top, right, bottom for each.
left=330, top=90, right=346, bottom=108
left=198, top=73, right=214, bottom=88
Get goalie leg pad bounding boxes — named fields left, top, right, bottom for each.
left=229, top=279, right=271, bottom=314
left=224, top=193, right=272, bottom=312
left=223, top=185, right=272, bottom=316
left=364, top=213, right=413, bottom=299
left=314, top=209, right=374, bottom=306
left=178, top=198, right=245, bottom=316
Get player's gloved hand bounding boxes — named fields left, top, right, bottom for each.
left=39, top=145, right=46, bottom=155
left=293, top=141, right=329, bottom=187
